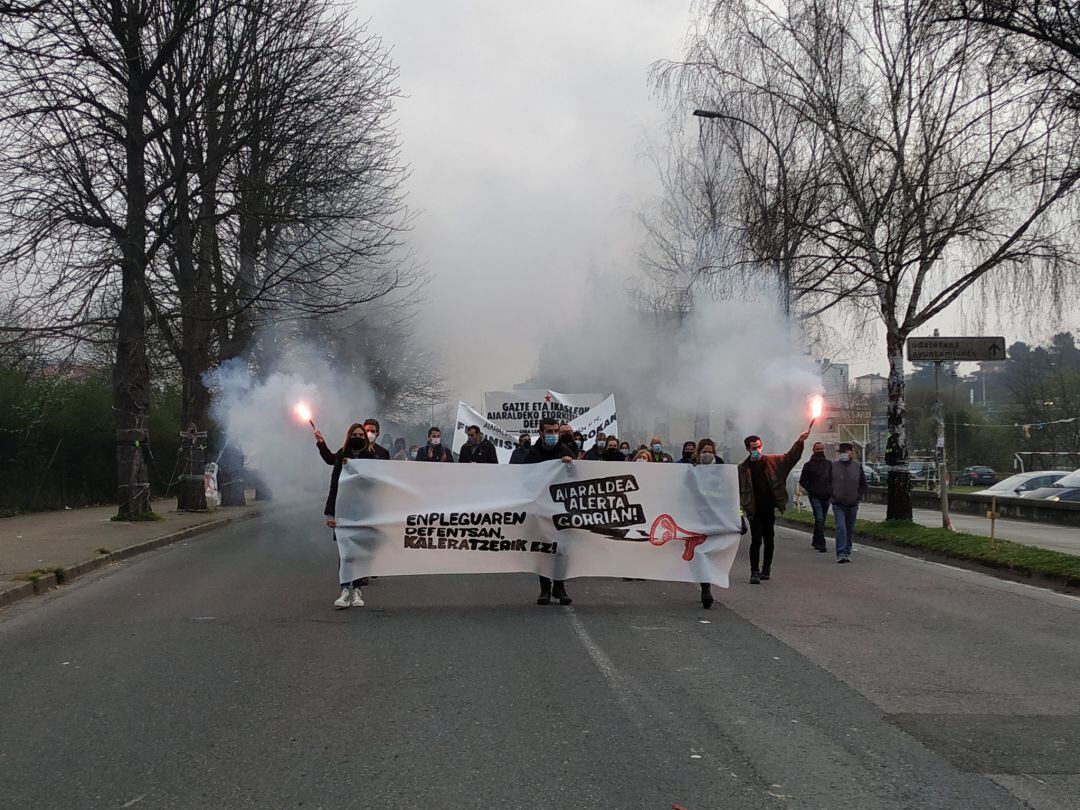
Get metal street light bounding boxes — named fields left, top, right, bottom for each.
left=691, top=107, right=793, bottom=316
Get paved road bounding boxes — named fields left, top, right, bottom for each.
left=855, top=502, right=1080, bottom=555
left=2, top=508, right=1078, bottom=809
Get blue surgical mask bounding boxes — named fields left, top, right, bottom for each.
left=652, top=443, right=662, bottom=453
left=544, top=434, right=558, bottom=447
left=750, top=449, right=762, bottom=461
left=839, top=452, right=850, bottom=462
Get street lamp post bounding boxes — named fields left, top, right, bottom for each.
left=693, top=108, right=793, bottom=317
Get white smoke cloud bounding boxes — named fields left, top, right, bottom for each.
left=207, top=349, right=379, bottom=500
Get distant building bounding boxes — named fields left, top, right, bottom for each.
left=854, top=373, right=887, bottom=397
left=819, top=360, right=849, bottom=398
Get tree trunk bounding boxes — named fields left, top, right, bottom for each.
left=115, top=68, right=153, bottom=520
left=885, top=328, right=912, bottom=520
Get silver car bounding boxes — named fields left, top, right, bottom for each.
left=970, top=471, right=1069, bottom=500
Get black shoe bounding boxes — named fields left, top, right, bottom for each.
left=536, top=591, right=551, bottom=605
left=837, top=557, right=850, bottom=564
left=552, top=586, right=573, bottom=606
left=760, top=569, right=771, bottom=581
left=811, top=544, right=826, bottom=552
left=358, top=577, right=370, bottom=586
left=750, top=572, right=761, bottom=585
left=816, top=546, right=827, bottom=553
left=700, top=585, right=714, bottom=609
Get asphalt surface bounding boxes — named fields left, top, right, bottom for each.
left=2, top=507, right=1078, bottom=809
left=856, top=501, right=1080, bottom=555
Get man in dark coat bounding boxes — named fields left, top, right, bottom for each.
left=798, top=441, right=833, bottom=552
left=415, top=426, right=454, bottom=462
left=509, top=432, right=533, bottom=465
left=738, top=431, right=809, bottom=584
left=511, top=416, right=575, bottom=605
left=363, top=418, right=391, bottom=460
left=583, top=432, right=608, bottom=460
left=831, top=443, right=868, bottom=564
left=458, top=425, right=499, bottom=464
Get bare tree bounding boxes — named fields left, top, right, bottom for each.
left=0, top=1, right=217, bottom=517
left=661, top=0, right=1080, bottom=518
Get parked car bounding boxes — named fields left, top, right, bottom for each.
left=1023, top=468, right=1080, bottom=502
left=969, top=471, right=1069, bottom=500
left=956, top=466, right=997, bottom=486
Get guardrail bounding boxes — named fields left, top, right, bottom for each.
left=864, top=487, right=1080, bottom=527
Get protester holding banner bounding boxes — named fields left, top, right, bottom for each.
left=694, top=438, right=724, bottom=608
left=620, top=441, right=632, bottom=459
left=632, top=449, right=652, bottom=462
left=602, top=437, right=624, bottom=461
left=738, top=431, right=809, bottom=584
left=392, top=438, right=409, bottom=461
left=324, top=423, right=377, bottom=609
left=416, top=427, right=454, bottom=462
left=458, top=425, right=499, bottom=464
left=511, top=416, right=575, bottom=606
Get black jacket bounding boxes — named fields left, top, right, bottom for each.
left=799, top=454, right=833, bottom=500
left=324, top=447, right=375, bottom=517
left=371, top=441, right=390, bottom=460
left=602, top=447, right=625, bottom=461
left=584, top=445, right=605, bottom=461
left=509, top=445, right=532, bottom=464
left=319, top=439, right=388, bottom=463
left=459, top=438, right=499, bottom=464
left=513, top=439, right=576, bottom=464
left=415, top=443, right=453, bottom=462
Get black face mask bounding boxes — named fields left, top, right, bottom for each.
left=682, top=450, right=694, bottom=461
left=347, top=436, right=366, bottom=451
left=812, top=450, right=825, bottom=458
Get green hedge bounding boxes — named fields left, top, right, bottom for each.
left=0, top=368, right=182, bottom=513
left=782, top=508, right=1080, bottom=583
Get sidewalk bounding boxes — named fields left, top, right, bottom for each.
left=0, top=497, right=264, bottom=608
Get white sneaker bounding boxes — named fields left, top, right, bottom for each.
left=350, top=588, right=365, bottom=607
left=334, top=587, right=351, bottom=609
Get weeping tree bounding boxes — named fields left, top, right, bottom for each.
left=657, top=0, right=1080, bottom=519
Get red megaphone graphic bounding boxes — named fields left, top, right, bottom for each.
left=648, top=514, right=708, bottom=561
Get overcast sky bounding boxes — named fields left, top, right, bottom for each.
left=358, top=1, right=1080, bottom=402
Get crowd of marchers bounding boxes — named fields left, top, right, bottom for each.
left=312, top=416, right=867, bottom=612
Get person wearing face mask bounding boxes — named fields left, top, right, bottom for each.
left=602, top=437, right=624, bottom=461
left=648, top=436, right=673, bottom=463
left=459, top=424, right=499, bottom=464
left=799, top=441, right=833, bottom=553
left=362, top=418, right=391, bottom=460
left=583, top=432, right=608, bottom=461
left=632, top=449, right=653, bottom=462
left=509, top=432, right=533, bottom=464
left=693, top=438, right=724, bottom=609
left=512, top=416, right=575, bottom=606
left=324, top=423, right=376, bottom=609
left=738, top=430, right=810, bottom=584
left=831, top=443, right=867, bottom=564
left=620, top=441, right=632, bottom=459
left=391, top=437, right=409, bottom=461
left=415, top=426, right=454, bottom=462
left=676, top=441, right=697, bottom=464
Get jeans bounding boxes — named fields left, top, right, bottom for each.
left=748, top=509, right=776, bottom=573
left=808, top=496, right=830, bottom=548
left=832, top=503, right=858, bottom=558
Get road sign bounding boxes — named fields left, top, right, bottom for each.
left=906, top=336, right=1006, bottom=362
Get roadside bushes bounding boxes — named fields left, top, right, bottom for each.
left=0, top=368, right=181, bottom=513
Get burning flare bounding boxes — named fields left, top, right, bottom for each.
left=808, top=395, right=823, bottom=432
left=293, top=401, right=316, bottom=431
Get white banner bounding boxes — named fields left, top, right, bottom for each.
left=333, top=459, right=742, bottom=586
left=452, top=401, right=521, bottom=463
left=483, top=389, right=606, bottom=433
left=454, top=396, right=619, bottom=462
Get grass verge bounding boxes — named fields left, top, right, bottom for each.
left=780, top=508, right=1080, bottom=585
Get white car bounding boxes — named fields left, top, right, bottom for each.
left=969, top=471, right=1070, bottom=499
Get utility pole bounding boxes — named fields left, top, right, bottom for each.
left=933, top=329, right=952, bottom=530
